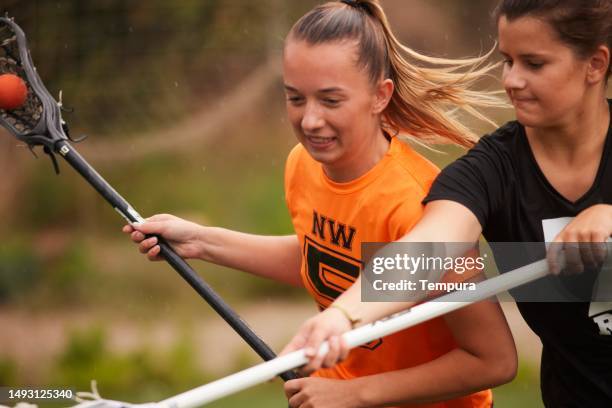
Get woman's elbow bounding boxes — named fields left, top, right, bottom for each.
left=486, top=348, right=518, bottom=386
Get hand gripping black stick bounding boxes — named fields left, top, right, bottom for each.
left=0, top=17, right=297, bottom=382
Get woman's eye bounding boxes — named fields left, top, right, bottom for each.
left=323, top=98, right=340, bottom=106
left=287, top=95, right=304, bottom=104
left=526, top=61, right=544, bottom=69
left=503, top=58, right=513, bottom=67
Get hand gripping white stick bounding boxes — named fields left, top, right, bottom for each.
left=149, top=258, right=552, bottom=408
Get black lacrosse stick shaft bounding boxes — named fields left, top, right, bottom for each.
left=55, top=139, right=297, bottom=382
left=0, top=15, right=296, bottom=383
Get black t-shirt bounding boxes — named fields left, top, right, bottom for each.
left=423, top=101, right=612, bottom=407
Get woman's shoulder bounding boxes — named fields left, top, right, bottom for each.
left=387, top=137, right=441, bottom=195
left=476, top=121, right=524, bottom=150
left=285, top=143, right=316, bottom=175
left=284, top=143, right=311, bottom=192
left=454, top=121, right=526, bottom=168
left=286, top=142, right=306, bottom=163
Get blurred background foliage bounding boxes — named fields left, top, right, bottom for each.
left=0, top=0, right=550, bottom=406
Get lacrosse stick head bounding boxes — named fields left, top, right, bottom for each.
left=67, top=381, right=159, bottom=408
left=71, top=400, right=156, bottom=408
left=0, top=16, right=68, bottom=151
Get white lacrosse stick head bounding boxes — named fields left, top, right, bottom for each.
left=71, top=400, right=160, bottom=408
left=70, top=381, right=158, bottom=408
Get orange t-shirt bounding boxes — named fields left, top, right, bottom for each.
left=284, top=137, right=492, bottom=408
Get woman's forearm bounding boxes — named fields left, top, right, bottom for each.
left=332, top=276, right=415, bottom=325
left=354, top=346, right=513, bottom=407
left=333, top=201, right=484, bottom=326
left=199, top=227, right=303, bottom=286
left=355, top=302, right=516, bottom=406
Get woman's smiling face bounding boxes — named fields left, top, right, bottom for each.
left=283, top=39, right=388, bottom=182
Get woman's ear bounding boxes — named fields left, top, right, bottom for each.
left=586, top=45, right=610, bottom=85
left=373, top=78, right=394, bottom=114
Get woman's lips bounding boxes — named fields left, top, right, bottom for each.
left=512, top=97, right=537, bottom=109
left=306, top=135, right=336, bottom=149
left=512, top=95, right=537, bottom=103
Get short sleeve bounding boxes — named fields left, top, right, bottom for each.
left=423, top=134, right=513, bottom=230
left=387, top=196, right=426, bottom=239
left=284, top=144, right=303, bottom=215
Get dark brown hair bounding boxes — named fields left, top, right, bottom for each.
left=494, top=0, right=612, bottom=81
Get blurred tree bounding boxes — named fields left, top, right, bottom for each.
left=0, top=0, right=314, bottom=137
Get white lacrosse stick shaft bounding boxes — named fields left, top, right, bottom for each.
left=154, top=258, right=551, bottom=408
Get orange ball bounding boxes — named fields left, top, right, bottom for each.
left=0, top=73, right=28, bottom=110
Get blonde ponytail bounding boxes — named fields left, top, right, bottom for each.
left=289, top=0, right=507, bottom=148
